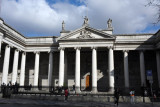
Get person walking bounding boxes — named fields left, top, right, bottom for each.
left=65, top=88, right=69, bottom=101
left=130, top=89, right=135, bottom=104
left=114, top=88, right=120, bottom=107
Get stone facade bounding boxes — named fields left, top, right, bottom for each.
left=0, top=17, right=160, bottom=93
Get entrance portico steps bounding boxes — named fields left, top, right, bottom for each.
left=10, top=94, right=151, bottom=103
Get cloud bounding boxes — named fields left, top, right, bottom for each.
left=0, top=0, right=159, bottom=37
left=86, top=0, right=159, bottom=34
left=1, top=0, right=86, bottom=36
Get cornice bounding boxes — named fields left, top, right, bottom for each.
left=58, top=38, right=115, bottom=42
left=113, top=33, right=154, bottom=36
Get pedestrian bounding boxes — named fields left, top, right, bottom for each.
left=29, top=84, right=32, bottom=90
left=144, top=89, right=147, bottom=96
left=158, top=88, right=160, bottom=97
left=114, top=88, right=120, bottom=107
left=73, top=84, right=75, bottom=91
left=65, top=88, right=69, bottom=101
left=130, top=89, right=135, bottom=104
left=153, top=92, right=157, bottom=102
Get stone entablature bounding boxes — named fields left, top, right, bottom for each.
left=0, top=18, right=159, bottom=52
left=114, top=34, right=156, bottom=50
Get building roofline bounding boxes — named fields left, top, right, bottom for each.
left=154, top=29, right=160, bottom=35
left=1, top=19, right=26, bottom=38
left=26, top=36, right=58, bottom=39
left=1, top=17, right=59, bottom=39
left=113, top=33, right=154, bottom=36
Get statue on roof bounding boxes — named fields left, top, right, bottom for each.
left=107, top=18, right=112, bottom=28
left=83, top=16, right=89, bottom=26
left=62, top=20, right=65, bottom=31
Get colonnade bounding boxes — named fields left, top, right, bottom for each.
left=58, top=46, right=115, bottom=93
left=1, top=44, right=160, bottom=93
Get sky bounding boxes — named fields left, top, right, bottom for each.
left=0, top=0, right=160, bottom=37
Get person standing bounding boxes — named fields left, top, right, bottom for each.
left=130, top=89, right=135, bottom=104
left=65, top=88, right=69, bottom=101
left=73, top=84, right=75, bottom=91
left=114, top=88, right=120, bottom=106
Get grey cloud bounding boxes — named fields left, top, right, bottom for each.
left=0, top=0, right=159, bottom=37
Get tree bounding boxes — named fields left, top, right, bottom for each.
left=146, top=0, right=160, bottom=24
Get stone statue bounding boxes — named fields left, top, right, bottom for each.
left=62, top=20, right=65, bottom=31
left=77, top=30, right=94, bottom=39
left=107, top=18, right=112, bottom=28
left=83, top=16, right=89, bottom=26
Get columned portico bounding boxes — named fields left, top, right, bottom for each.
left=2, top=45, right=11, bottom=84
left=156, top=51, right=160, bottom=88
left=1, top=16, right=160, bottom=93
left=75, top=47, right=81, bottom=93
left=11, top=49, right=20, bottom=84
left=48, top=51, right=53, bottom=87
left=139, top=51, right=146, bottom=86
left=58, top=47, right=65, bottom=87
left=108, top=46, right=114, bottom=91
left=33, top=52, right=40, bottom=86
left=123, top=50, right=129, bottom=88
left=91, top=47, right=97, bottom=93
left=20, top=52, right=26, bottom=86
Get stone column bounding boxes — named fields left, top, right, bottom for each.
left=0, top=32, right=3, bottom=57
left=48, top=51, right=53, bottom=87
left=108, top=46, right=114, bottom=91
left=58, top=47, right=65, bottom=87
left=2, top=45, right=11, bottom=84
left=33, top=52, right=40, bottom=86
left=140, top=51, right=146, bottom=87
left=91, top=47, right=97, bottom=93
left=11, top=49, right=20, bottom=84
left=156, top=51, right=160, bottom=88
left=74, top=47, right=81, bottom=93
left=123, top=50, right=129, bottom=88
left=20, top=52, right=26, bottom=86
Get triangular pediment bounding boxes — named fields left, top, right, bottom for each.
left=58, top=26, right=115, bottom=40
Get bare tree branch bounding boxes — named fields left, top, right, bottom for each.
left=146, top=0, right=160, bottom=24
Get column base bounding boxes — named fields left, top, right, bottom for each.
left=108, top=87, right=114, bottom=93
left=91, top=87, right=98, bottom=93
left=19, top=87, right=25, bottom=92
left=32, top=86, right=39, bottom=91
left=75, top=87, right=81, bottom=94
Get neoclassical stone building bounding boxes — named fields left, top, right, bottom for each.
left=0, top=17, right=160, bottom=93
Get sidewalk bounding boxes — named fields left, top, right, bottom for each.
left=0, top=98, right=160, bottom=107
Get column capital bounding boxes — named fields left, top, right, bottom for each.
left=139, top=49, right=145, bottom=52
left=91, top=46, right=97, bottom=50
left=22, top=51, right=26, bottom=55
left=6, top=45, right=13, bottom=48
left=58, top=47, right=65, bottom=50
left=34, top=51, right=40, bottom=54
left=74, top=47, right=81, bottom=50
left=15, top=49, right=21, bottom=52
left=123, top=50, right=129, bottom=53
left=48, top=50, right=54, bottom=53
left=107, top=46, right=114, bottom=50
